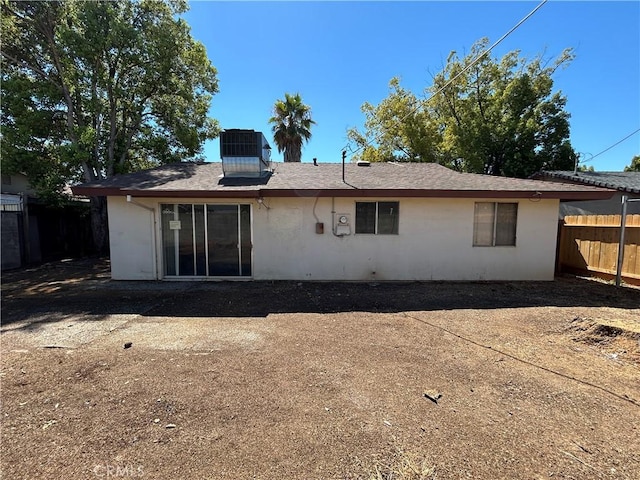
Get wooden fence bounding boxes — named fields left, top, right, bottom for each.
left=557, top=214, right=640, bottom=283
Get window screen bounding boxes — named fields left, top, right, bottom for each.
left=378, top=202, right=399, bottom=234
left=473, top=203, right=495, bottom=246
left=355, top=202, right=376, bottom=234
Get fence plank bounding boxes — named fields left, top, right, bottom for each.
left=590, top=238, right=599, bottom=268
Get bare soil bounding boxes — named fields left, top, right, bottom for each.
left=1, top=259, right=639, bottom=479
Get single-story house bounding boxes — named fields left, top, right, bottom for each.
left=73, top=148, right=613, bottom=282
left=531, top=170, right=640, bottom=216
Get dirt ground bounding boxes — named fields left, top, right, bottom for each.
left=1, top=258, right=639, bottom=479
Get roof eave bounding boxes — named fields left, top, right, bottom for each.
left=71, top=187, right=263, bottom=198
left=261, top=189, right=615, bottom=200
left=535, top=172, right=640, bottom=194
left=71, top=186, right=614, bottom=201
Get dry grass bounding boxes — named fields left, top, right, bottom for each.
left=367, top=442, right=436, bottom=480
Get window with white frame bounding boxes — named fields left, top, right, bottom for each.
left=355, top=201, right=399, bottom=234
left=473, top=202, right=518, bottom=246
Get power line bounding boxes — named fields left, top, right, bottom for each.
left=403, top=312, right=639, bottom=407
left=346, top=0, right=549, bottom=158
left=582, top=128, right=640, bottom=164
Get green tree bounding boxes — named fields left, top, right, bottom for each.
left=1, top=0, right=219, bottom=251
left=624, top=155, right=640, bottom=172
left=268, top=93, right=315, bottom=163
left=347, top=38, right=577, bottom=178
left=347, top=78, right=440, bottom=164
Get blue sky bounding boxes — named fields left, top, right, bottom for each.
left=183, top=1, right=640, bottom=171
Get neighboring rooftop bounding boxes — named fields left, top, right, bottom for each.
left=72, top=161, right=614, bottom=201
left=533, top=171, right=640, bottom=194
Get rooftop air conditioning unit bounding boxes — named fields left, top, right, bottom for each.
left=220, top=129, right=271, bottom=178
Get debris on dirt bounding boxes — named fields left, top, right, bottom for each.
left=165, top=424, right=176, bottom=429
left=566, top=316, right=640, bottom=363
left=423, top=390, right=442, bottom=404
left=42, top=420, right=57, bottom=430
left=562, top=450, right=599, bottom=473
left=124, top=342, right=132, bottom=349
left=361, top=442, right=437, bottom=480
left=572, top=440, right=593, bottom=455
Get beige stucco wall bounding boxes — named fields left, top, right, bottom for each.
left=106, top=195, right=560, bottom=281
left=107, top=197, right=157, bottom=280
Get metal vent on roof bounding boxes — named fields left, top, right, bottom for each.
left=357, top=160, right=371, bottom=167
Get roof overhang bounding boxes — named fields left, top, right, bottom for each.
left=71, top=186, right=615, bottom=201
left=532, top=171, right=640, bottom=195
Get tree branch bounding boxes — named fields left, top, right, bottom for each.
left=38, top=7, right=83, bottom=141
left=475, top=66, right=486, bottom=121
left=0, top=52, right=59, bottom=89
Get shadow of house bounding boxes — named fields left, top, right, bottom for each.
left=2, top=275, right=639, bottom=328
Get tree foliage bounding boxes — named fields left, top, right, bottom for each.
left=346, top=78, right=440, bottom=164
left=1, top=0, right=219, bottom=250
left=624, top=155, right=640, bottom=172
left=268, top=93, right=315, bottom=163
left=347, top=38, right=577, bottom=178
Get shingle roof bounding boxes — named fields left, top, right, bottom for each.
left=534, top=170, right=640, bottom=194
left=72, top=161, right=614, bottom=200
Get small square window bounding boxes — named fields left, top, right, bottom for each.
left=355, top=201, right=399, bottom=235
left=473, top=202, right=517, bottom=246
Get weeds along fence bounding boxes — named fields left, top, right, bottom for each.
left=558, top=214, right=640, bottom=284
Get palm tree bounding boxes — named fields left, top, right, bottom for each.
left=268, top=93, right=315, bottom=162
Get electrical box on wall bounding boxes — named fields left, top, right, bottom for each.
left=334, top=213, right=351, bottom=236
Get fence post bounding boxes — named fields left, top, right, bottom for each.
left=615, top=195, right=628, bottom=287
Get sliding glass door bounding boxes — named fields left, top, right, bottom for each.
left=161, top=203, right=251, bottom=277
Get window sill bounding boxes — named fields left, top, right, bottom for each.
left=472, top=244, right=517, bottom=247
